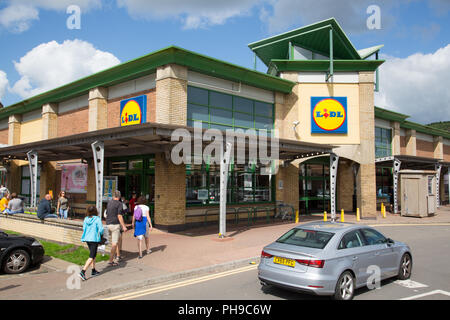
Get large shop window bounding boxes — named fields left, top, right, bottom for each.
left=187, top=86, right=274, bottom=135
left=186, top=162, right=273, bottom=206
left=21, top=165, right=41, bottom=205
left=375, top=127, right=392, bottom=158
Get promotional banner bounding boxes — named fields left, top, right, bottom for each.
left=61, top=164, right=88, bottom=193
left=102, top=176, right=118, bottom=201
left=120, top=95, right=147, bottom=126
left=311, top=97, right=348, bottom=134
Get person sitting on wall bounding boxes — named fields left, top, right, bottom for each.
left=37, top=194, right=58, bottom=220
left=4, top=193, right=24, bottom=215
left=0, top=192, right=10, bottom=213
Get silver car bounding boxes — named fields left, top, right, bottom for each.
left=258, top=221, right=412, bottom=300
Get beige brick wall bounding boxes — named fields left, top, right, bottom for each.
left=405, top=129, right=417, bottom=156
left=276, top=162, right=299, bottom=211
left=0, top=128, right=8, bottom=145
left=154, top=153, right=186, bottom=227
left=0, top=214, right=111, bottom=251
left=107, top=89, right=156, bottom=128
left=8, top=115, right=21, bottom=146
left=337, top=160, right=354, bottom=212
left=156, top=64, right=187, bottom=126
left=57, top=107, right=89, bottom=137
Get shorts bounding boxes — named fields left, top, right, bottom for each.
left=107, top=224, right=121, bottom=244
left=86, top=242, right=99, bottom=259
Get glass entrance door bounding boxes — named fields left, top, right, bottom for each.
left=299, top=158, right=331, bottom=215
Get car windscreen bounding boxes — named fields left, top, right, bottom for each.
left=276, top=228, right=334, bottom=249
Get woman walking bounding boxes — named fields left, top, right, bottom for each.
left=132, top=196, right=153, bottom=259
left=79, top=206, right=103, bottom=280
left=57, top=191, right=70, bottom=219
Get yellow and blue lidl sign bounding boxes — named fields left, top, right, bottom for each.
left=120, top=95, right=147, bottom=126
left=311, top=97, right=347, bottom=134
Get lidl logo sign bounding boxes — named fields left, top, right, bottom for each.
left=120, top=95, right=147, bottom=126
left=311, top=97, right=347, bottom=134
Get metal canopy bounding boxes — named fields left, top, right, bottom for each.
left=0, top=122, right=334, bottom=163
left=375, top=155, right=442, bottom=170
left=375, top=155, right=446, bottom=212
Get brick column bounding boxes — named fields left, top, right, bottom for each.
left=8, top=114, right=21, bottom=146
left=337, top=160, right=354, bottom=212
left=39, top=162, right=57, bottom=200
left=357, top=72, right=377, bottom=218
left=42, top=103, right=58, bottom=140
left=433, top=136, right=443, bottom=159
left=405, top=129, right=417, bottom=156
left=154, top=153, right=186, bottom=231
left=155, top=64, right=187, bottom=125
left=275, top=162, right=299, bottom=211
left=391, top=121, right=401, bottom=155
left=88, top=87, right=108, bottom=131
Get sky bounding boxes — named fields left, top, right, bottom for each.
left=0, top=0, right=449, bottom=124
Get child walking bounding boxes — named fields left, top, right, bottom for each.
left=80, top=206, right=103, bottom=280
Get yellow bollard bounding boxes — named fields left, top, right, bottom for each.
left=382, top=204, right=386, bottom=218
left=295, top=210, right=299, bottom=223
left=323, top=211, right=327, bottom=222
left=381, top=203, right=384, bottom=218
left=340, top=209, right=345, bottom=222
left=356, top=208, right=360, bottom=222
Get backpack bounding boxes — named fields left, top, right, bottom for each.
left=134, top=206, right=143, bottom=222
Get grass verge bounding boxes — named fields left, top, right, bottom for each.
left=3, top=230, right=109, bottom=265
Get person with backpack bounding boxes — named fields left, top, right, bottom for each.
left=132, top=196, right=153, bottom=259
left=79, top=206, right=104, bottom=280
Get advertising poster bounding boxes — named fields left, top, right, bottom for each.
left=103, top=176, right=118, bottom=201
left=61, top=164, right=88, bottom=194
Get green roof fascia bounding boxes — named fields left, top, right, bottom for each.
left=0, top=46, right=295, bottom=121
left=375, top=106, right=450, bottom=139
left=248, top=18, right=361, bottom=67
left=270, top=59, right=384, bottom=72
left=402, top=120, right=450, bottom=140
left=374, top=106, right=409, bottom=123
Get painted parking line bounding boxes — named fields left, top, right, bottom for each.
left=103, top=264, right=258, bottom=300
left=400, top=290, right=450, bottom=300
left=394, top=280, right=429, bottom=289
left=369, top=223, right=450, bottom=227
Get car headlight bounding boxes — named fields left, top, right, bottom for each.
left=31, top=240, right=42, bottom=246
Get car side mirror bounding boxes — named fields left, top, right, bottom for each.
left=386, top=238, right=394, bottom=245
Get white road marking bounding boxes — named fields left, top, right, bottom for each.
left=394, top=280, right=429, bottom=289
left=102, top=264, right=258, bottom=300
left=400, top=290, right=450, bottom=300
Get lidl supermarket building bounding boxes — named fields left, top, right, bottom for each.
left=0, top=18, right=449, bottom=231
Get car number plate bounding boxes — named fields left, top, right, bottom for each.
left=273, top=256, right=296, bottom=268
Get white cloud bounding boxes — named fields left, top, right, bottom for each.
left=0, top=70, right=9, bottom=101
left=375, top=45, right=450, bottom=124
left=10, top=39, right=120, bottom=99
left=0, top=4, right=39, bottom=33
left=260, top=0, right=404, bottom=34
left=0, top=0, right=102, bottom=33
left=116, top=0, right=262, bottom=29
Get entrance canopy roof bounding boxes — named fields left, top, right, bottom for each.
left=0, top=122, right=334, bottom=163
left=376, top=155, right=443, bottom=170
left=248, top=18, right=384, bottom=69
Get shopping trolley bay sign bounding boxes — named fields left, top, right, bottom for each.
left=120, top=95, right=147, bottom=126
left=311, top=97, right=347, bottom=133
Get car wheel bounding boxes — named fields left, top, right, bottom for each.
left=3, top=249, right=30, bottom=274
left=334, top=271, right=355, bottom=300
left=397, top=253, right=412, bottom=280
